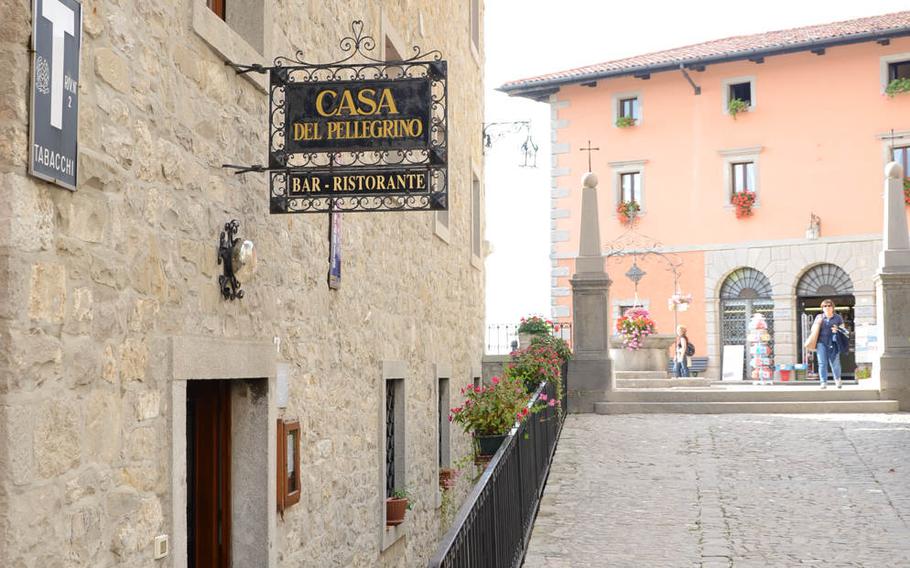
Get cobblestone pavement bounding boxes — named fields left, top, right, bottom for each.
left=523, top=413, right=910, bottom=568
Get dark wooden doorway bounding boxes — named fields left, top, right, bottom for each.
left=187, top=380, right=231, bottom=568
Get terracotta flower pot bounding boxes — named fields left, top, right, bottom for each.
left=386, top=497, right=408, bottom=526
left=475, top=434, right=507, bottom=457
left=439, top=468, right=457, bottom=489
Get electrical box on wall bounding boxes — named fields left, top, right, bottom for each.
left=153, top=535, right=169, bottom=560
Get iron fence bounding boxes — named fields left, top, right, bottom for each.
left=485, top=323, right=573, bottom=355
left=427, top=374, right=567, bottom=568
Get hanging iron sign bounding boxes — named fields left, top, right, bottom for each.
left=228, top=20, right=448, bottom=214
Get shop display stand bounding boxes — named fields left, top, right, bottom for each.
left=749, top=313, right=773, bottom=385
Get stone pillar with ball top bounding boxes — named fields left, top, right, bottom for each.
left=567, top=172, right=613, bottom=412
left=876, top=161, right=910, bottom=409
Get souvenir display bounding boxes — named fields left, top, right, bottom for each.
left=748, top=313, right=774, bottom=385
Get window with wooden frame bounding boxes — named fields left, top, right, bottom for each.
left=207, top=0, right=225, bottom=20
left=731, top=161, right=755, bottom=194
left=620, top=172, right=641, bottom=204
left=618, top=97, right=640, bottom=121
left=729, top=82, right=752, bottom=106
left=277, top=419, right=301, bottom=514
left=889, top=60, right=910, bottom=82
left=893, top=146, right=910, bottom=174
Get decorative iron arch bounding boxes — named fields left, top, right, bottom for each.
left=720, top=267, right=773, bottom=300
left=796, top=263, right=854, bottom=297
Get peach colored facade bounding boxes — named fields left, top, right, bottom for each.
left=546, top=36, right=910, bottom=377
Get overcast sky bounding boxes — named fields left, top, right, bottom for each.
left=482, top=0, right=910, bottom=328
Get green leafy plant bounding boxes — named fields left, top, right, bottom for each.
left=615, top=116, right=637, bottom=128
left=616, top=200, right=640, bottom=224
left=517, top=315, right=553, bottom=335
left=450, top=374, right=537, bottom=436
left=389, top=488, right=413, bottom=510
left=528, top=334, right=572, bottom=363
left=855, top=365, right=871, bottom=380
left=731, top=190, right=756, bottom=218
left=885, top=78, right=910, bottom=97
left=507, top=342, right=565, bottom=405
left=727, top=97, right=749, bottom=118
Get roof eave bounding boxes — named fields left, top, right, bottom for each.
left=500, top=26, right=910, bottom=99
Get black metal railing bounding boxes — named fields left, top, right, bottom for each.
left=485, top=322, right=574, bottom=355
left=428, top=375, right=567, bottom=568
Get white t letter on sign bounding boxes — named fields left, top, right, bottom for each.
left=42, top=0, right=75, bottom=130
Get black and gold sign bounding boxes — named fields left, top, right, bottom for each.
left=261, top=20, right=447, bottom=214
left=284, top=79, right=431, bottom=155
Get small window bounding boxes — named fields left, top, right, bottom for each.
left=384, top=378, right=405, bottom=497
left=889, top=60, right=910, bottom=81
left=620, top=172, right=641, bottom=203
left=893, top=146, right=910, bottom=174
left=207, top=0, right=225, bottom=19
left=437, top=378, right=450, bottom=468
left=731, top=162, right=755, bottom=193
left=277, top=419, right=301, bottom=514
left=618, top=97, right=640, bottom=121
left=729, top=82, right=752, bottom=106
left=471, top=174, right=481, bottom=258
left=619, top=304, right=636, bottom=316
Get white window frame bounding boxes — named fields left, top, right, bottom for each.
left=880, top=52, right=910, bottom=93
left=722, top=76, right=756, bottom=115
left=191, top=0, right=270, bottom=92
left=718, top=146, right=763, bottom=208
left=470, top=160, right=483, bottom=269
left=611, top=90, right=642, bottom=127
left=379, top=360, right=408, bottom=551
left=609, top=159, right=648, bottom=213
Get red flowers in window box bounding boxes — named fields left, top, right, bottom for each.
left=731, top=191, right=756, bottom=218
left=903, top=177, right=910, bottom=206
left=616, top=200, right=640, bottom=225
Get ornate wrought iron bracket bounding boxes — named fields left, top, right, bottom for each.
left=225, top=61, right=267, bottom=75
left=222, top=163, right=266, bottom=175
left=218, top=220, right=244, bottom=300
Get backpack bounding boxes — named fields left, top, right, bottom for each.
left=685, top=340, right=695, bottom=357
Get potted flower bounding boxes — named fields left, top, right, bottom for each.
left=386, top=488, right=412, bottom=526
left=616, top=200, right=640, bottom=225
left=855, top=365, right=872, bottom=380
left=667, top=293, right=693, bottom=312
left=885, top=77, right=910, bottom=98
left=728, top=97, right=749, bottom=118
left=450, top=374, right=534, bottom=459
left=731, top=190, right=755, bottom=218
left=615, top=116, right=636, bottom=128
left=615, top=307, right=655, bottom=350
left=439, top=467, right=458, bottom=490
left=508, top=341, right=565, bottom=404
left=517, top=315, right=553, bottom=347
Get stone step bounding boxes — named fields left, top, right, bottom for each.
left=615, top=378, right=715, bottom=389
left=614, top=371, right=669, bottom=379
left=605, top=387, right=883, bottom=403
left=594, top=400, right=901, bottom=414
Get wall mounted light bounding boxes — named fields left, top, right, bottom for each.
left=218, top=220, right=256, bottom=300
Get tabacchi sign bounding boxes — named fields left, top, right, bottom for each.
left=29, top=0, right=82, bottom=190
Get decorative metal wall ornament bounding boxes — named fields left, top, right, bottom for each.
left=224, top=20, right=448, bottom=214
left=218, top=220, right=257, bottom=300
left=482, top=120, right=538, bottom=167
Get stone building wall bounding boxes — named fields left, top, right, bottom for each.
left=0, top=1, right=484, bottom=566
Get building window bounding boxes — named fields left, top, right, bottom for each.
left=620, top=172, right=641, bottom=203
left=889, top=60, right=910, bottom=81
left=207, top=0, right=225, bottom=19
left=618, top=97, right=640, bottom=121
left=729, top=82, right=752, bottom=106
left=277, top=419, right=301, bottom=514
left=437, top=378, right=450, bottom=468
left=731, top=162, right=755, bottom=194
left=893, top=146, right=910, bottom=174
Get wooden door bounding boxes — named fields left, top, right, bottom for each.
left=187, top=380, right=231, bottom=568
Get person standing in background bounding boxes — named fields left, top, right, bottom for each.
left=815, top=299, right=848, bottom=389
left=674, top=326, right=689, bottom=378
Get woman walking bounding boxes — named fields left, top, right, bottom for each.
left=674, top=325, right=690, bottom=378
left=813, top=299, right=848, bottom=389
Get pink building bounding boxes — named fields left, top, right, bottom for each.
left=502, top=12, right=910, bottom=379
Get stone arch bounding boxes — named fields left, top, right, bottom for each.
left=795, top=263, right=854, bottom=297
left=718, top=267, right=776, bottom=378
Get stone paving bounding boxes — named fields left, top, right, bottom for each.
left=524, top=413, right=910, bottom=567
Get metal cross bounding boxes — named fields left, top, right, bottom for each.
left=580, top=140, right=599, bottom=172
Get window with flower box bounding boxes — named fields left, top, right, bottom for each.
left=619, top=97, right=639, bottom=122
left=731, top=162, right=755, bottom=193
left=889, top=60, right=910, bottom=82
left=620, top=172, right=641, bottom=204
left=893, top=146, right=910, bottom=173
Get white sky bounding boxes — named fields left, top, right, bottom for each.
left=483, top=0, right=910, bottom=326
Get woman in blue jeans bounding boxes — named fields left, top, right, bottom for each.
left=814, top=299, right=847, bottom=389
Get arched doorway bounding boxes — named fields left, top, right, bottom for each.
left=720, top=268, right=775, bottom=377
left=796, top=263, right=855, bottom=377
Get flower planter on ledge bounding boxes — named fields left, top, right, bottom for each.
left=386, top=497, right=408, bottom=526
left=475, top=434, right=507, bottom=458
left=609, top=334, right=675, bottom=372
